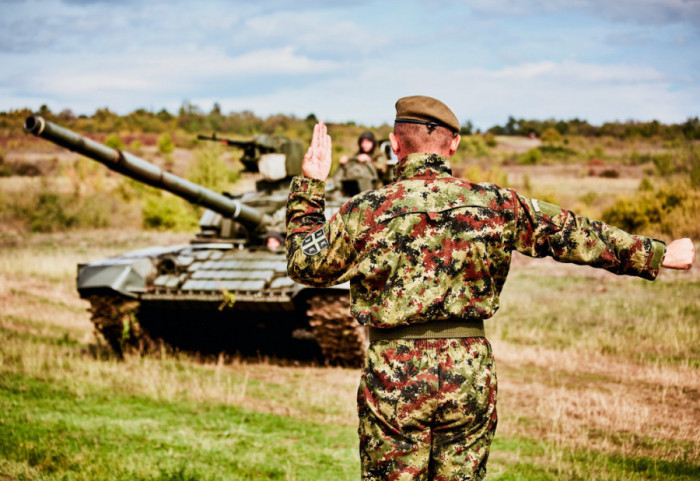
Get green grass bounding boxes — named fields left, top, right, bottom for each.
left=0, top=373, right=358, bottom=480
left=3, top=369, right=698, bottom=481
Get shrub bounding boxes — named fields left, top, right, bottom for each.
left=588, top=146, right=605, bottom=160
left=538, top=144, right=578, bottom=160
left=602, top=182, right=700, bottom=239
left=540, top=127, right=562, bottom=144
left=638, top=178, right=654, bottom=191
left=129, top=140, right=142, bottom=153
left=0, top=183, right=140, bottom=233
left=187, top=147, right=240, bottom=193
left=580, top=191, right=598, bottom=207
left=460, top=136, right=489, bottom=158
left=483, top=133, right=497, bottom=147
left=142, top=192, right=198, bottom=231
left=629, top=151, right=652, bottom=165
left=653, top=153, right=674, bottom=176
left=104, top=134, right=125, bottom=150
left=158, top=133, right=175, bottom=155
left=519, top=148, right=542, bottom=165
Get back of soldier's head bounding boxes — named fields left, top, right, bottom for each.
left=393, top=95, right=459, bottom=155
left=394, top=122, right=455, bottom=154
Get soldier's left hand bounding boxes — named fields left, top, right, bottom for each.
left=302, top=122, right=332, bottom=181
left=662, top=238, right=695, bottom=270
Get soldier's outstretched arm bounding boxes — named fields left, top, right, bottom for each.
left=511, top=195, right=670, bottom=280
left=286, top=122, right=358, bottom=287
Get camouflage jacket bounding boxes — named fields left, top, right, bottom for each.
left=286, top=153, right=666, bottom=328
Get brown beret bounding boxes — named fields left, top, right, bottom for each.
left=395, top=95, right=460, bottom=134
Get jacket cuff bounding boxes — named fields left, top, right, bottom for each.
left=290, top=176, right=326, bottom=199
left=642, top=239, right=667, bottom=280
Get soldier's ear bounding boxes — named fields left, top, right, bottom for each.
left=448, top=134, right=461, bottom=157
left=389, top=132, right=401, bottom=156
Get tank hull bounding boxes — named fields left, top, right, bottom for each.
left=78, top=244, right=366, bottom=366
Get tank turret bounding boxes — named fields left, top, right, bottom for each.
left=23, top=116, right=367, bottom=366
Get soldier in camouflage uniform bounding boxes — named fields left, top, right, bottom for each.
left=286, top=96, right=695, bottom=480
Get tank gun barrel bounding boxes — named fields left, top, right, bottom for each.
left=24, top=116, right=263, bottom=228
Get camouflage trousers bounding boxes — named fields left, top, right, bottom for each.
left=357, top=337, right=497, bottom=481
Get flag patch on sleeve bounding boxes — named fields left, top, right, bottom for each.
left=302, top=228, right=329, bottom=256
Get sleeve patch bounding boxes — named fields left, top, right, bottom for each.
left=531, top=199, right=541, bottom=213
left=301, top=228, right=329, bottom=256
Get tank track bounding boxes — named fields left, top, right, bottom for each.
left=87, top=295, right=155, bottom=358
left=87, top=293, right=367, bottom=366
left=307, top=293, right=368, bottom=367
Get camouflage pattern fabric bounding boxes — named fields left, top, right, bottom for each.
left=286, top=152, right=666, bottom=479
left=286, top=153, right=666, bottom=329
left=358, top=338, right=497, bottom=481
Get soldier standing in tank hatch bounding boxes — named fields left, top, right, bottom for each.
left=339, top=130, right=388, bottom=177
left=285, top=96, right=695, bottom=480
left=335, top=130, right=386, bottom=195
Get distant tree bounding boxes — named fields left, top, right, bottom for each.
left=178, top=101, right=204, bottom=132
left=38, top=104, right=52, bottom=117
left=682, top=117, right=700, bottom=139
left=57, top=108, right=75, bottom=122
left=460, top=120, right=474, bottom=136
left=157, top=108, right=173, bottom=123
left=505, top=116, right=518, bottom=135
left=540, top=127, right=562, bottom=144
left=555, top=120, right=569, bottom=135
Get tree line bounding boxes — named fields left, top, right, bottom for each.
left=480, top=115, right=700, bottom=140
left=2, top=103, right=699, bottom=141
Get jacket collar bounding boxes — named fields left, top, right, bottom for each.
left=395, top=153, right=453, bottom=181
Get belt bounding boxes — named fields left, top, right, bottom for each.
left=368, top=319, right=485, bottom=342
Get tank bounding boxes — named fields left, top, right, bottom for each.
left=24, top=115, right=367, bottom=366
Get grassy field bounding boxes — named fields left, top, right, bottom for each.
left=1, top=126, right=698, bottom=479
left=1, top=231, right=698, bottom=480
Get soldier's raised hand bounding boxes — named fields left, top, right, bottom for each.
left=302, top=122, right=332, bottom=181
left=661, top=238, right=695, bottom=270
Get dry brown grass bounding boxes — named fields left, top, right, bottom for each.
left=494, top=339, right=700, bottom=462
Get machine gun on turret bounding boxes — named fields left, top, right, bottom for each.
left=197, top=132, right=304, bottom=186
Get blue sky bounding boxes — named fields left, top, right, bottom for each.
left=1, top=0, right=698, bottom=129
